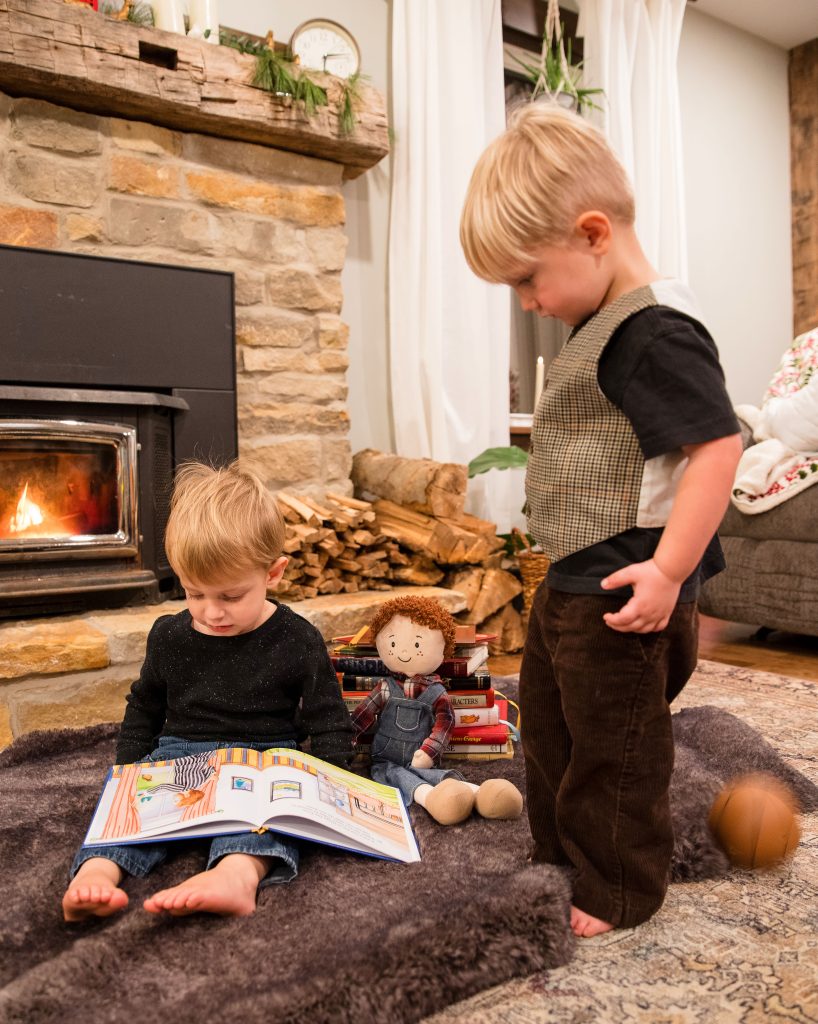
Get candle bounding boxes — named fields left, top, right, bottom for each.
left=188, top=0, right=220, bottom=43
left=534, top=356, right=545, bottom=410
left=151, top=0, right=185, bottom=34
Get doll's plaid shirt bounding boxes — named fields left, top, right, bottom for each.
left=350, top=674, right=455, bottom=764
left=525, top=286, right=660, bottom=562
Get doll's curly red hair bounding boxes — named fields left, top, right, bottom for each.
left=368, top=596, right=457, bottom=658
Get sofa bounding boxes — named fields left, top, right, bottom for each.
left=699, top=419, right=818, bottom=636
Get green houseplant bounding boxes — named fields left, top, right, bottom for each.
left=507, top=1, right=603, bottom=114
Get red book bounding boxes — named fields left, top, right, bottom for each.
left=449, top=721, right=509, bottom=744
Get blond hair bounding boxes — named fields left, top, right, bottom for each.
left=460, top=103, right=635, bottom=282
left=164, top=461, right=285, bottom=582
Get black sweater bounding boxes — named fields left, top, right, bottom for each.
left=116, top=604, right=354, bottom=766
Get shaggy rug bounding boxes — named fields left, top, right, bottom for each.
left=1, top=669, right=816, bottom=1024
left=426, top=661, right=818, bottom=1024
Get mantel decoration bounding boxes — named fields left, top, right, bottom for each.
left=64, top=0, right=367, bottom=137
left=508, top=0, right=603, bottom=113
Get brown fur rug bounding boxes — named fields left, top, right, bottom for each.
left=1, top=683, right=815, bottom=1024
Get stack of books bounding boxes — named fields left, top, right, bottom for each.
left=331, top=624, right=517, bottom=761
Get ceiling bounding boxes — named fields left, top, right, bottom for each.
left=691, top=0, right=818, bottom=50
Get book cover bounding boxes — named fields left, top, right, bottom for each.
left=83, top=747, right=420, bottom=864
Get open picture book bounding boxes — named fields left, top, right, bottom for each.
left=84, top=747, right=420, bottom=864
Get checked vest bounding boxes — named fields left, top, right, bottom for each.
left=525, top=285, right=667, bottom=562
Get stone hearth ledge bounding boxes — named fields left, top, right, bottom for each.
left=0, top=587, right=467, bottom=748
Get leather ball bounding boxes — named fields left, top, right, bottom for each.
left=708, top=773, right=800, bottom=869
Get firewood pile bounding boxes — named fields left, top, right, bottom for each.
left=274, top=449, right=526, bottom=653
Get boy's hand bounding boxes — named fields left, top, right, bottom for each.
left=600, top=559, right=681, bottom=633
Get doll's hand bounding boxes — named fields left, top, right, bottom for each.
left=411, top=748, right=434, bottom=769
left=600, top=559, right=681, bottom=634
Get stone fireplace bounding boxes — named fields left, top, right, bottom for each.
left=0, top=0, right=388, bottom=505
left=0, top=0, right=392, bottom=743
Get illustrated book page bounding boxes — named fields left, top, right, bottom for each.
left=83, top=747, right=420, bottom=863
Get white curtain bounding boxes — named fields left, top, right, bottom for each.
left=578, top=0, right=688, bottom=280
left=388, top=0, right=509, bottom=467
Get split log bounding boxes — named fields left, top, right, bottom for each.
left=372, top=500, right=499, bottom=564
left=478, top=603, right=526, bottom=655
left=352, top=449, right=468, bottom=519
left=469, top=568, right=523, bottom=625
left=443, top=567, right=485, bottom=613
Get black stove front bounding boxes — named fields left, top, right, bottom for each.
left=0, top=244, right=237, bottom=617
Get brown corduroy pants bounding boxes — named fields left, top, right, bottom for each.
left=519, top=584, right=698, bottom=928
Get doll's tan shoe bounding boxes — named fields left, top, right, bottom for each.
left=474, top=778, right=523, bottom=820
left=423, top=778, right=476, bottom=825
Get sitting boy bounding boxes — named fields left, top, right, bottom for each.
left=62, top=461, right=353, bottom=920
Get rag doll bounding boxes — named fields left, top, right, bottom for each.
left=351, top=595, right=523, bottom=826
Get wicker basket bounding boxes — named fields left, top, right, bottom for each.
left=511, top=528, right=549, bottom=619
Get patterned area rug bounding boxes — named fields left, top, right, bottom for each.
left=424, top=660, right=818, bottom=1024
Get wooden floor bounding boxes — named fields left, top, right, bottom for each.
left=488, top=614, right=818, bottom=683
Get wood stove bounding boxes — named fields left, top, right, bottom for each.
left=0, top=244, right=237, bottom=617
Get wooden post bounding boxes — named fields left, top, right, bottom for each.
left=790, top=40, right=818, bottom=335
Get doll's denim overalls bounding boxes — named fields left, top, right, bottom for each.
left=369, top=677, right=464, bottom=805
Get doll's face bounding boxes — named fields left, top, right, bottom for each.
left=375, top=614, right=446, bottom=677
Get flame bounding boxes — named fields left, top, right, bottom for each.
left=9, top=482, right=44, bottom=534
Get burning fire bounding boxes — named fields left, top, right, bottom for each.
left=9, top=482, right=44, bottom=534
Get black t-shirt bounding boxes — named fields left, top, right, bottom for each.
left=546, top=305, right=740, bottom=599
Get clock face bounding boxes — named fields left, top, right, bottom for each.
left=290, top=20, right=360, bottom=79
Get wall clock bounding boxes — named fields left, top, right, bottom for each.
left=289, top=19, right=361, bottom=79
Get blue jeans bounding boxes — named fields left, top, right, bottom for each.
left=71, top=737, right=299, bottom=886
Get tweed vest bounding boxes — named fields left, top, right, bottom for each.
left=525, top=285, right=675, bottom=561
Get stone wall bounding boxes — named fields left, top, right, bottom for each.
left=0, top=91, right=353, bottom=496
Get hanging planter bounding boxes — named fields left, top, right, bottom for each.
left=507, top=0, right=604, bottom=114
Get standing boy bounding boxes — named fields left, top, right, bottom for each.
left=63, top=461, right=353, bottom=920
left=460, top=104, right=742, bottom=936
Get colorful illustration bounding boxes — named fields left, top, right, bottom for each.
left=84, top=747, right=421, bottom=863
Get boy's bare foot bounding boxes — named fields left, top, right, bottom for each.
left=63, top=858, right=128, bottom=921
left=570, top=904, right=614, bottom=937
left=143, top=853, right=269, bottom=917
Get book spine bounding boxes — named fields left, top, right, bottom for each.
left=442, top=747, right=513, bottom=761
left=443, top=740, right=510, bottom=754
left=441, top=673, right=493, bottom=691
left=332, top=656, right=391, bottom=675
left=340, top=674, right=389, bottom=691
left=448, top=690, right=494, bottom=708
left=452, top=705, right=499, bottom=727
left=449, top=723, right=509, bottom=744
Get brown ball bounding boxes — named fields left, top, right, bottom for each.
left=708, top=773, right=801, bottom=869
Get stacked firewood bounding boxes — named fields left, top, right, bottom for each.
left=273, top=449, right=526, bottom=653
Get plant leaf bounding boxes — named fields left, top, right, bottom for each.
left=468, top=446, right=529, bottom=477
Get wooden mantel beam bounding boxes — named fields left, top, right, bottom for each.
left=0, top=0, right=389, bottom=179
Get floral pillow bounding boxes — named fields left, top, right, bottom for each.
left=763, top=327, right=818, bottom=402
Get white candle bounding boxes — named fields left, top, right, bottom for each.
left=151, top=0, right=185, bottom=34
left=188, top=0, right=220, bottom=43
left=534, top=355, right=545, bottom=409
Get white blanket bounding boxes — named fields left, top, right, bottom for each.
left=731, top=383, right=818, bottom=513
